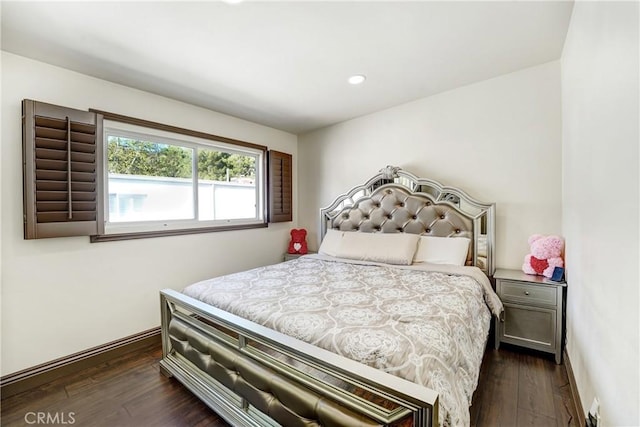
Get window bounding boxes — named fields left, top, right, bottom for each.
left=22, top=100, right=290, bottom=241
left=102, top=120, right=265, bottom=235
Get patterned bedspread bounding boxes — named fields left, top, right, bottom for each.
left=182, top=255, right=502, bottom=427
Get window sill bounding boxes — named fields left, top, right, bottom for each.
left=90, top=222, right=268, bottom=242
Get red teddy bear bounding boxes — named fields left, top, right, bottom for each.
left=288, top=229, right=308, bottom=254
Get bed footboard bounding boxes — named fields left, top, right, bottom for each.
left=160, top=289, right=438, bottom=427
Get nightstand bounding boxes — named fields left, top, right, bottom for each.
left=494, top=268, right=566, bottom=364
left=283, top=252, right=316, bottom=261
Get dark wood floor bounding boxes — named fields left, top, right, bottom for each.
left=470, top=345, right=577, bottom=427
left=1, top=342, right=577, bottom=427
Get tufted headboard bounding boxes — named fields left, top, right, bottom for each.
left=319, top=166, right=496, bottom=276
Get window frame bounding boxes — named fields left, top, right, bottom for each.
left=90, top=110, right=269, bottom=242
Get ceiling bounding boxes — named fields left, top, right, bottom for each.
left=1, top=1, right=574, bottom=134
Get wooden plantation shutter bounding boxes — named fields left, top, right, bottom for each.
left=22, top=99, right=104, bottom=239
left=268, top=150, right=292, bottom=223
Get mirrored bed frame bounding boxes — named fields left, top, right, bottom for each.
left=159, top=166, right=496, bottom=427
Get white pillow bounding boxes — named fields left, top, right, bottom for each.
left=335, top=232, right=420, bottom=265
left=413, top=236, right=471, bottom=266
left=318, top=229, right=344, bottom=257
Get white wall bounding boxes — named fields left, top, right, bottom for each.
left=561, top=2, right=639, bottom=425
left=299, top=61, right=562, bottom=270
left=0, top=52, right=298, bottom=375
left=0, top=4, right=5, bottom=381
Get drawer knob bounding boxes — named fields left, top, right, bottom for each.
left=524, top=291, right=530, bottom=295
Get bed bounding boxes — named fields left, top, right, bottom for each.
left=159, top=166, right=500, bottom=427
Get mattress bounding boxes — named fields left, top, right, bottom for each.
left=182, top=254, right=502, bottom=427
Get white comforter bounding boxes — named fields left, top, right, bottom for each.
left=183, top=255, right=502, bottom=426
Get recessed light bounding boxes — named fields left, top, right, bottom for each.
left=348, top=74, right=366, bottom=85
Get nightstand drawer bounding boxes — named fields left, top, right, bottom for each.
left=501, top=303, right=556, bottom=349
left=499, top=281, right=557, bottom=306
left=283, top=252, right=316, bottom=261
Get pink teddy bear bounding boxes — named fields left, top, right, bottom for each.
left=522, top=234, right=564, bottom=278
